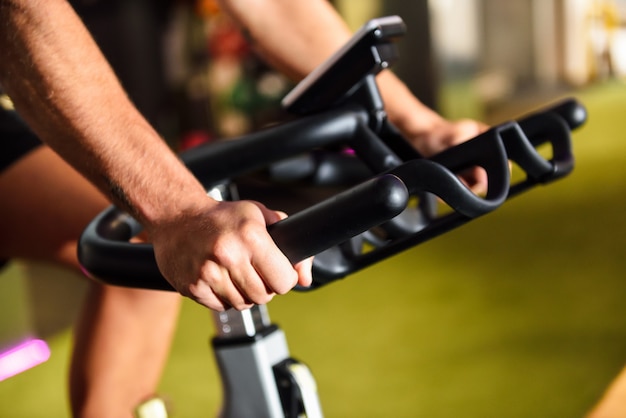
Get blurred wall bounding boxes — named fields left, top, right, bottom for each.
left=431, top=0, right=626, bottom=103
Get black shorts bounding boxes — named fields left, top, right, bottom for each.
left=0, top=103, right=42, bottom=271
left=0, top=105, right=42, bottom=173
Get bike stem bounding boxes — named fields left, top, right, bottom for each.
left=211, top=305, right=323, bottom=418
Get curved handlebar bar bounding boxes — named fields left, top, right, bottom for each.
left=78, top=98, right=586, bottom=291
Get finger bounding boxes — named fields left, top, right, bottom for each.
left=294, top=257, right=313, bottom=287
left=230, top=263, right=276, bottom=306
left=251, top=201, right=286, bottom=224
left=243, top=204, right=299, bottom=294
left=453, top=119, right=489, bottom=143
left=246, top=228, right=298, bottom=295
left=460, top=166, right=488, bottom=196
left=194, top=262, right=254, bottom=311
left=186, top=278, right=229, bottom=311
left=274, top=210, right=288, bottom=221
left=252, top=245, right=298, bottom=295
left=206, top=218, right=279, bottom=306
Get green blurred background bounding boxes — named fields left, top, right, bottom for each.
left=2, top=1, right=626, bottom=417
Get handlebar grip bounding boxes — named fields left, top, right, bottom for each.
left=269, top=174, right=408, bottom=263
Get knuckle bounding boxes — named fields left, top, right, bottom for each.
left=231, top=301, right=255, bottom=311
left=240, top=221, right=265, bottom=246
left=208, top=302, right=228, bottom=312
left=256, top=293, right=274, bottom=305
left=246, top=286, right=274, bottom=306
left=273, top=273, right=298, bottom=295
left=186, top=281, right=206, bottom=301
left=211, top=239, right=240, bottom=268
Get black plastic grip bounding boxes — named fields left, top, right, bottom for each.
left=269, top=174, right=408, bottom=263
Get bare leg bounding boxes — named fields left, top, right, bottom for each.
left=70, top=285, right=179, bottom=417
left=587, top=366, right=626, bottom=418
left=0, top=146, right=181, bottom=417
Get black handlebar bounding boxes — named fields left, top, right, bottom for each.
left=268, top=174, right=408, bottom=263
left=78, top=97, right=585, bottom=291
left=77, top=16, right=587, bottom=292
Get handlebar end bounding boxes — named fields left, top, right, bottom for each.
left=547, top=98, right=587, bottom=130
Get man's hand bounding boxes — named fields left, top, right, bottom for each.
left=149, top=199, right=313, bottom=311
left=407, top=117, right=490, bottom=195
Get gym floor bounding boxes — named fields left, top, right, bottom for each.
left=1, top=80, right=626, bottom=417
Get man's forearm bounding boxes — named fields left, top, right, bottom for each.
left=0, top=0, right=210, bottom=227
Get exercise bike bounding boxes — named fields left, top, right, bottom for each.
left=78, top=16, right=587, bottom=418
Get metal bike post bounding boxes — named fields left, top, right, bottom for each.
left=211, top=305, right=323, bottom=418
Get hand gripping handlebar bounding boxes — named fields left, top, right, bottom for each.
left=78, top=174, right=409, bottom=291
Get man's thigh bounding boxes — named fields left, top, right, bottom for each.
left=0, top=108, right=110, bottom=267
